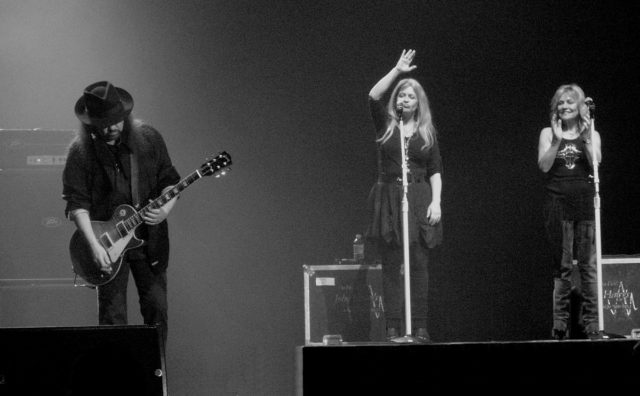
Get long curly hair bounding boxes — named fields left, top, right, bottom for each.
left=377, top=78, right=437, bottom=150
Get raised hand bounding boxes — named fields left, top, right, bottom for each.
left=369, top=49, right=418, bottom=100
left=551, top=112, right=563, bottom=141
left=395, top=49, right=417, bottom=73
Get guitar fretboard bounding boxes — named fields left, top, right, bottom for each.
left=121, top=169, right=204, bottom=232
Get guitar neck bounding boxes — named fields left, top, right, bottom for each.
left=127, top=169, right=203, bottom=230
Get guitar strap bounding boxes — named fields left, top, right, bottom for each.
left=130, top=151, right=140, bottom=209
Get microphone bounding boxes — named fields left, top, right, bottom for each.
left=585, top=97, right=595, bottom=117
left=396, top=104, right=403, bottom=118
left=585, top=97, right=595, bottom=109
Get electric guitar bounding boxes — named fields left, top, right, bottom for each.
left=69, top=151, right=232, bottom=287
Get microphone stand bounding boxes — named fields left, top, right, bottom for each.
left=391, top=108, right=421, bottom=344
left=588, top=101, right=605, bottom=333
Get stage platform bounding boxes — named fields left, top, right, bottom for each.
left=296, top=338, right=640, bottom=394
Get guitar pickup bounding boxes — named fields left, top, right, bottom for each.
left=116, top=221, right=128, bottom=238
left=99, top=233, right=113, bottom=249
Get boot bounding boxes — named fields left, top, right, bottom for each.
left=552, top=328, right=566, bottom=340
left=386, top=327, right=399, bottom=341
left=415, top=328, right=431, bottom=343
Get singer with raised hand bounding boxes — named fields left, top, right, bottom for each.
left=537, top=84, right=601, bottom=340
left=365, top=49, right=443, bottom=342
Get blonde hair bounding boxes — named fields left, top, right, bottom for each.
left=377, top=78, right=437, bottom=150
left=549, top=84, right=591, bottom=133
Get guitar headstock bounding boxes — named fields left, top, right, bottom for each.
left=201, top=151, right=232, bottom=177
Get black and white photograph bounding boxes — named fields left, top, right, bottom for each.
left=1, top=1, right=639, bottom=394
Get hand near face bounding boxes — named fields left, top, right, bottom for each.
left=580, top=113, right=593, bottom=142
left=551, top=113, right=563, bottom=141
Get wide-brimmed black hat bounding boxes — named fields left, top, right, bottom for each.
left=74, top=81, right=133, bottom=127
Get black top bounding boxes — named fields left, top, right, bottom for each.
left=546, top=137, right=593, bottom=196
left=365, top=97, right=443, bottom=248
left=369, top=98, right=442, bottom=179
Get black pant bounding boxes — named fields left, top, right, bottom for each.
left=98, top=256, right=168, bottom=346
left=544, top=192, right=597, bottom=335
left=380, top=241, right=430, bottom=332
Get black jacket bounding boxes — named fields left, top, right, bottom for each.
left=62, top=122, right=181, bottom=271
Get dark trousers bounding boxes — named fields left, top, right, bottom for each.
left=551, top=220, right=598, bottom=334
left=98, top=257, right=168, bottom=346
left=544, top=191, right=597, bottom=335
left=380, top=241, right=430, bottom=332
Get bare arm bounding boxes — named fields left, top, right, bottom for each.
left=70, top=209, right=113, bottom=274
left=537, top=127, right=561, bottom=173
left=369, top=49, right=417, bottom=100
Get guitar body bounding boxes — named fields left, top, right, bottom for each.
left=70, top=204, right=144, bottom=287
left=68, top=151, right=232, bottom=287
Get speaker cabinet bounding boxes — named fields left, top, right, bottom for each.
left=0, top=170, right=75, bottom=279
left=0, top=129, right=76, bottom=279
left=0, top=325, right=166, bottom=396
left=602, top=255, right=640, bottom=337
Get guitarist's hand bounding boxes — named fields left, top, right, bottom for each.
left=142, top=204, right=171, bottom=225
left=71, top=210, right=113, bottom=274
left=90, top=241, right=113, bottom=274
left=142, top=191, right=177, bottom=226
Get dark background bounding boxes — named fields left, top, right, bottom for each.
left=1, top=1, right=639, bottom=394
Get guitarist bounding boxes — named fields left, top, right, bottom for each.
left=62, top=81, right=181, bottom=346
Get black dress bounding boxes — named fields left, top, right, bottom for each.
left=365, top=98, right=443, bottom=248
left=365, top=97, right=443, bottom=333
